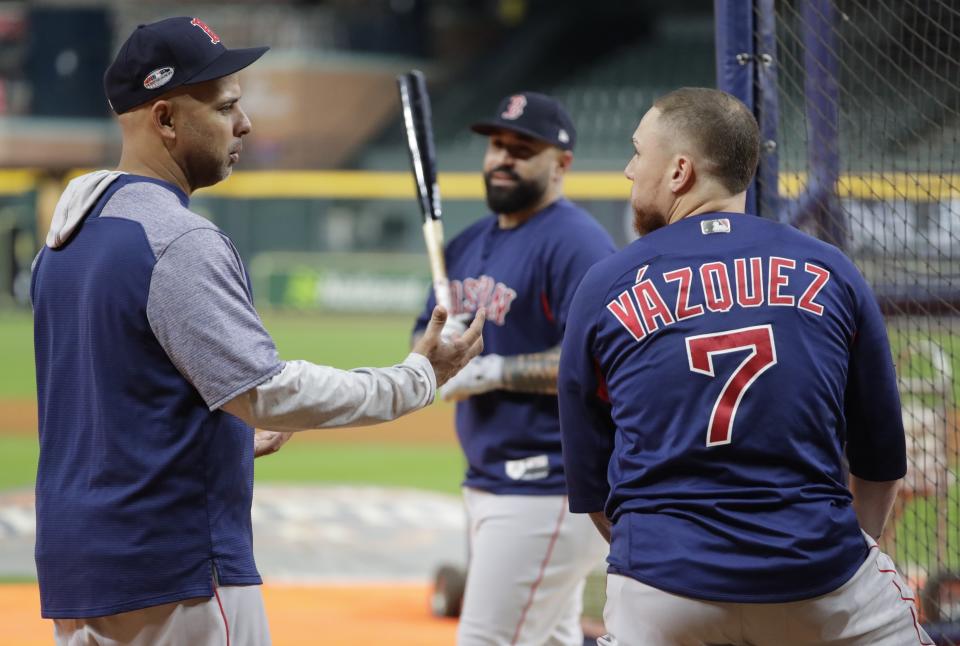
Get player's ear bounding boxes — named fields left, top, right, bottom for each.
left=151, top=99, right=177, bottom=143
left=668, top=154, right=695, bottom=195
left=555, top=149, right=574, bottom=175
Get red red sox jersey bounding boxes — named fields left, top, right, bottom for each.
left=414, top=198, right=615, bottom=494
left=558, top=212, right=907, bottom=602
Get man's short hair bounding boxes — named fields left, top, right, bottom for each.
left=653, top=87, right=760, bottom=195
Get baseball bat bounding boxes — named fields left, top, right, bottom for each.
left=397, top=70, right=452, bottom=313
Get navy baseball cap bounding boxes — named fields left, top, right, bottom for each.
left=471, top=92, right=576, bottom=151
left=104, top=16, right=269, bottom=114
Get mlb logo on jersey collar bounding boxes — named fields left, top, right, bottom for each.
left=701, top=218, right=731, bottom=235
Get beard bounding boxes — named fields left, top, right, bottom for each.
left=184, top=145, right=231, bottom=190
left=180, top=122, right=234, bottom=191
left=632, top=204, right=668, bottom=237
left=483, top=167, right=547, bottom=215
left=630, top=184, right=668, bottom=237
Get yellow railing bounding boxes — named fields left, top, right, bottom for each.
left=2, top=169, right=959, bottom=202
left=0, top=170, right=42, bottom=196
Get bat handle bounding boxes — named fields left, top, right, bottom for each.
left=422, top=219, right=453, bottom=312
left=433, top=278, right=453, bottom=313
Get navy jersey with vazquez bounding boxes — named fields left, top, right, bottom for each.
left=415, top=199, right=615, bottom=494
left=559, top=212, right=906, bottom=602
left=32, top=175, right=281, bottom=618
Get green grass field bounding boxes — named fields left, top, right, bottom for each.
left=0, top=309, right=463, bottom=497
left=0, top=434, right=462, bottom=495
left=0, top=435, right=38, bottom=491
left=0, top=312, right=37, bottom=398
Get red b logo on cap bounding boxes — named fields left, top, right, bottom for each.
left=501, top=95, right=527, bottom=120
left=190, top=18, right=221, bottom=44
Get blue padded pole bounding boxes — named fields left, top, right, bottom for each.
left=755, top=0, right=782, bottom=221
left=714, top=0, right=757, bottom=215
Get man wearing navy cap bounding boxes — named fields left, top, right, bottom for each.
left=32, top=16, right=483, bottom=645
left=411, top=93, right=615, bottom=645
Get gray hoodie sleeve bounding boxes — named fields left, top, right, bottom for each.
left=221, top=354, right=437, bottom=431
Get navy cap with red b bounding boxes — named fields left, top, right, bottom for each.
left=471, top=92, right=576, bottom=151
left=104, top=16, right=268, bottom=114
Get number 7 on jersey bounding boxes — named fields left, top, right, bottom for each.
left=685, top=325, right=777, bottom=447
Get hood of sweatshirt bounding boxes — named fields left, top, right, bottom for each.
left=46, top=170, right=126, bottom=248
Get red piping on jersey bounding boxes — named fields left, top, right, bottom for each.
left=214, top=585, right=231, bottom=646
left=593, top=358, right=610, bottom=403
left=874, top=547, right=934, bottom=645
left=510, top=498, right=567, bottom=646
left=541, top=291, right=555, bottom=324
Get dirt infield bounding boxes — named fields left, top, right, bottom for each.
left=0, top=399, right=457, bottom=444
left=0, top=582, right=457, bottom=645
left=0, top=400, right=36, bottom=434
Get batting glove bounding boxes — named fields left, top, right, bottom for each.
left=439, top=354, right=504, bottom=401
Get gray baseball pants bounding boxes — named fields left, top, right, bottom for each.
left=599, top=533, right=933, bottom=646
left=53, top=584, right=270, bottom=646
left=457, top=487, right=609, bottom=646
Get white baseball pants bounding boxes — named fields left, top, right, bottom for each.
left=457, top=487, right=609, bottom=646
left=600, top=533, right=933, bottom=646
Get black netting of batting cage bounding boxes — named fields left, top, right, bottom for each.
left=725, top=0, right=960, bottom=639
